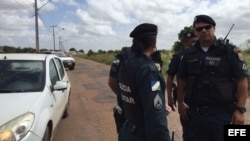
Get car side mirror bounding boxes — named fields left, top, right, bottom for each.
left=52, top=81, right=68, bottom=91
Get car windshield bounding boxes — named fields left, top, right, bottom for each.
left=0, top=60, right=45, bottom=93
left=52, top=52, right=67, bottom=57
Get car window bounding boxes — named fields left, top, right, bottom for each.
left=0, top=60, right=44, bottom=92
left=54, top=58, right=65, bottom=78
left=49, top=59, right=60, bottom=85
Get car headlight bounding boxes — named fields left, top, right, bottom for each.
left=0, top=112, right=34, bottom=141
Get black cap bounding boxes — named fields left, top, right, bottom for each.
left=181, top=31, right=196, bottom=40
left=130, top=23, right=157, bottom=38
left=193, top=15, right=216, bottom=27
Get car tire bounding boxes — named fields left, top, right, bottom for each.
left=42, top=126, right=51, bottom=141
left=69, top=67, right=74, bottom=70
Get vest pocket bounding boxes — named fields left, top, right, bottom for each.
left=212, top=81, right=236, bottom=103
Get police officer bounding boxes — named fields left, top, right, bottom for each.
left=177, top=15, right=250, bottom=141
left=166, top=30, right=197, bottom=141
left=108, top=46, right=133, bottom=133
left=166, top=30, right=197, bottom=111
left=117, top=23, right=171, bottom=141
left=108, top=44, right=165, bottom=134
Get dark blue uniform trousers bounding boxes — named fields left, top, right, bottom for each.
left=118, top=125, right=146, bottom=141
left=182, top=109, right=232, bottom=141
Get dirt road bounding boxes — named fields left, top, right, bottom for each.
left=53, top=57, right=250, bottom=141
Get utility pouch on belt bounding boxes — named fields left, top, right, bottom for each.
left=113, top=106, right=125, bottom=133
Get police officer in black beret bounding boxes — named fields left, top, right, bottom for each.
left=167, top=30, right=197, bottom=111
left=117, top=23, right=171, bottom=141
left=108, top=30, right=165, bottom=134
left=177, top=14, right=250, bottom=141
left=166, top=30, right=197, bottom=141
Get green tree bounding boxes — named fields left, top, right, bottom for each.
left=172, top=26, right=194, bottom=53
left=3, top=46, right=17, bottom=53
left=245, top=39, right=250, bottom=53
left=69, top=47, right=77, bottom=52
left=87, top=49, right=94, bottom=56
left=79, top=49, right=84, bottom=53
left=98, top=49, right=106, bottom=54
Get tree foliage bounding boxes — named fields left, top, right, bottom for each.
left=87, top=49, right=94, bottom=56
left=172, top=26, right=194, bottom=53
left=2, top=46, right=36, bottom=53
left=69, top=47, right=77, bottom=52
left=79, top=49, right=84, bottom=53
left=245, top=39, right=250, bottom=53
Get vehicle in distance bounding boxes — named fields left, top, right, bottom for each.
left=51, top=51, right=75, bottom=70
left=0, top=53, right=71, bottom=141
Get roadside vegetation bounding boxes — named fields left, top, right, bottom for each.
left=77, top=49, right=250, bottom=76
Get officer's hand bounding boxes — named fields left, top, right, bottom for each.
left=168, top=96, right=176, bottom=111
left=165, top=104, right=172, bottom=116
left=178, top=102, right=189, bottom=121
left=231, top=110, right=245, bottom=125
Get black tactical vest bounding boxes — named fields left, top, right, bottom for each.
left=118, top=54, right=158, bottom=131
left=185, top=42, right=236, bottom=105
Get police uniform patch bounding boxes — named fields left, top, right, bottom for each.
left=151, top=81, right=160, bottom=91
left=154, top=93, right=163, bottom=110
left=233, top=47, right=242, bottom=53
left=238, top=53, right=244, bottom=61
left=233, top=47, right=244, bottom=61
left=154, top=63, right=161, bottom=71
left=112, top=58, right=120, bottom=65
left=242, top=63, right=248, bottom=71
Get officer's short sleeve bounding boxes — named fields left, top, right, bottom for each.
left=166, top=53, right=181, bottom=75
left=136, top=63, right=170, bottom=141
left=109, top=53, right=122, bottom=78
left=229, top=45, right=250, bottom=77
left=177, top=51, right=188, bottom=78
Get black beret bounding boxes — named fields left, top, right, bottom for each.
left=181, top=31, right=196, bottom=40
left=193, top=15, right=216, bottom=27
left=130, top=23, right=157, bottom=38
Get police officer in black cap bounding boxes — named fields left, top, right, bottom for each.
left=117, top=23, right=171, bottom=141
left=177, top=14, right=250, bottom=141
left=167, top=30, right=197, bottom=111
left=108, top=32, right=165, bottom=134
left=166, top=30, right=197, bottom=141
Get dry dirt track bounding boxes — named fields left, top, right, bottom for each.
left=53, top=57, right=250, bottom=141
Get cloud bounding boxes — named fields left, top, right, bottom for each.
left=0, top=0, right=250, bottom=52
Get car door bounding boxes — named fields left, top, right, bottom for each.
left=49, top=58, right=68, bottom=126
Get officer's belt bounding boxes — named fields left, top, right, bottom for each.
left=189, top=104, right=233, bottom=115
left=123, top=120, right=146, bottom=136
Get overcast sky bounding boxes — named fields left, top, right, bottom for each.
left=0, top=0, right=249, bottom=52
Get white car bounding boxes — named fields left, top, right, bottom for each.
left=51, top=51, right=75, bottom=70
left=0, top=53, right=71, bottom=141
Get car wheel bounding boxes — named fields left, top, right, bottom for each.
left=69, top=67, right=74, bottom=70
left=42, top=126, right=51, bottom=141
